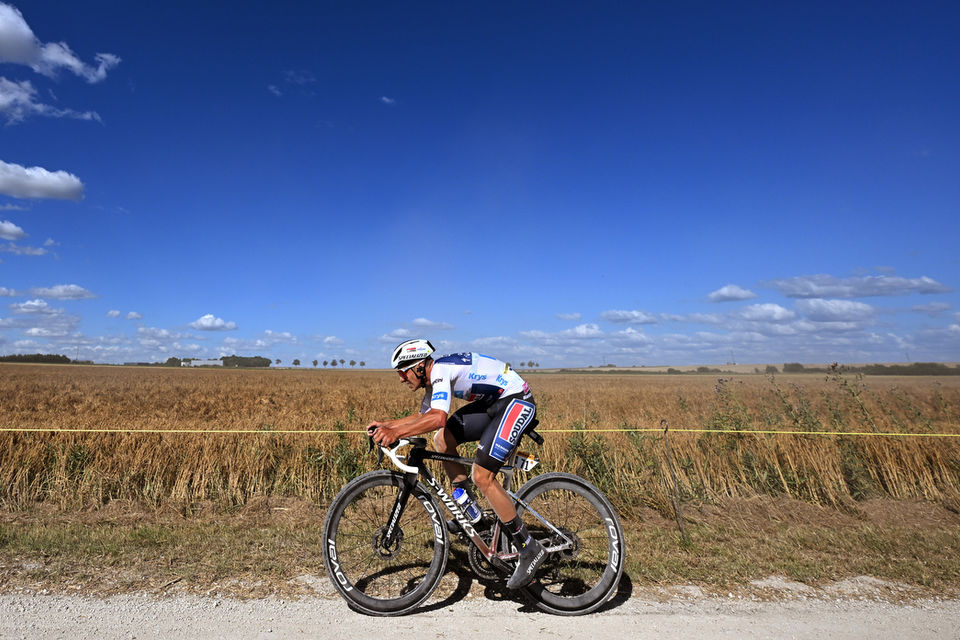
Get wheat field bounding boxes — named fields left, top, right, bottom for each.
left=1, top=363, right=958, bottom=515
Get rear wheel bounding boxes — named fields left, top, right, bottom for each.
left=514, top=472, right=624, bottom=615
left=322, top=470, right=448, bottom=615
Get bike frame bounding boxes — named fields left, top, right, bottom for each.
left=376, top=438, right=575, bottom=566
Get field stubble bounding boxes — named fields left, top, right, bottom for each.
left=1, top=364, right=958, bottom=512
left=1, top=364, right=960, bottom=595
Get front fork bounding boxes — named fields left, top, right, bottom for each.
left=379, top=471, right=419, bottom=550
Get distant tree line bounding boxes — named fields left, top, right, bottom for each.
left=0, top=353, right=73, bottom=364
left=162, top=355, right=273, bottom=368
left=777, top=362, right=960, bottom=376
left=666, top=366, right=724, bottom=374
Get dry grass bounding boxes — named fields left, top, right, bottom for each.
left=1, top=496, right=958, bottom=598
left=2, top=363, right=960, bottom=596
left=1, top=364, right=959, bottom=515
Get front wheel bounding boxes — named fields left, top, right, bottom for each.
left=515, top=472, right=625, bottom=615
left=321, top=470, right=449, bottom=615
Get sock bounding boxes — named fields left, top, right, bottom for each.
left=503, top=516, right=531, bottom=548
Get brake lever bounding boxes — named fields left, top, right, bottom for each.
left=368, top=435, right=385, bottom=465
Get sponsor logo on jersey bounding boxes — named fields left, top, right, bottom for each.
left=436, top=353, right=472, bottom=365
left=466, top=383, right=504, bottom=402
left=468, top=372, right=487, bottom=381
left=432, top=391, right=448, bottom=402
left=490, top=399, right=535, bottom=461
left=432, top=377, right=444, bottom=385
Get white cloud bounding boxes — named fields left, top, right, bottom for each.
left=219, top=330, right=298, bottom=354
left=600, top=309, right=658, bottom=324
left=795, top=299, right=874, bottom=322
left=767, top=274, right=951, bottom=299
left=0, top=3, right=120, bottom=82
left=912, top=302, right=951, bottom=317
left=0, top=286, right=17, bottom=296
left=24, top=326, right=67, bottom=337
left=520, top=323, right=604, bottom=346
left=284, top=69, right=315, bottom=85
left=0, top=219, right=25, bottom=240
left=10, top=298, right=56, bottom=314
left=609, top=327, right=654, bottom=346
left=738, top=303, right=796, bottom=322
left=106, top=310, right=120, bottom=318
left=29, top=284, right=95, bottom=299
left=708, top=284, right=757, bottom=302
left=189, top=314, right=237, bottom=331
left=660, top=312, right=724, bottom=324
left=0, top=242, right=46, bottom=256
left=126, top=311, right=142, bottom=320
left=137, top=327, right=187, bottom=340
left=263, top=330, right=296, bottom=343
left=322, top=335, right=344, bottom=346
left=2, top=243, right=41, bottom=255
left=0, top=77, right=102, bottom=124
left=0, top=160, right=84, bottom=200
left=556, top=312, right=581, bottom=321
left=378, top=328, right=415, bottom=343
left=1, top=297, right=79, bottom=335
left=380, top=96, right=396, bottom=105
left=412, top=317, right=454, bottom=330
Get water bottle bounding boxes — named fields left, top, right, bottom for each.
left=452, top=487, right=482, bottom=524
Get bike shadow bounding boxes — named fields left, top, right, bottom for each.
left=412, top=547, right=634, bottom=615
left=517, top=569, right=634, bottom=614
left=412, top=546, right=524, bottom=614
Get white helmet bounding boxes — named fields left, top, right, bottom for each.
left=391, top=339, right=435, bottom=370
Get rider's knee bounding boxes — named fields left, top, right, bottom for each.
left=471, top=465, right=495, bottom=491
left=432, top=429, right=452, bottom=453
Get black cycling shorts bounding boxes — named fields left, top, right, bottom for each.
left=444, top=391, right=537, bottom=472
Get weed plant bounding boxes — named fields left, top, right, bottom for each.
left=1, top=364, right=958, bottom=516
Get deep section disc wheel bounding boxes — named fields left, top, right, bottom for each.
left=515, top=472, right=625, bottom=615
left=322, top=470, right=448, bottom=615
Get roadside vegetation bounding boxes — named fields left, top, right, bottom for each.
left=1, top=364, right=958, bottom=596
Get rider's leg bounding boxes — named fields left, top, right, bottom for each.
left=433, top=427, right=469, bottom=484
left=437, top=403, right=490, bottom=486
left=472, top=464, right=516, bottom=522
left=472, top=395, right=544, bottom=588
left=474, top=462, right=546, bottom=589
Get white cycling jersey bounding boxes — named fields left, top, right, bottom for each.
left=419, top=352, right=529, bottom=414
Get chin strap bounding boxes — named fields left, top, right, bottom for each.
left=413, top=361, right=428, bottom=389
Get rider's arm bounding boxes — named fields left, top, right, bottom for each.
left=367, top=409, right=446, bottom=446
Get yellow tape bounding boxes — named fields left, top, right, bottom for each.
left=1, top=427, right=958, bottom=438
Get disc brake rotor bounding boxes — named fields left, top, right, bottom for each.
left=372, top=525, right=404, bottom=559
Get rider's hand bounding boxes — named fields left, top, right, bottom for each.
left=367, top=422, right=396, bottom=447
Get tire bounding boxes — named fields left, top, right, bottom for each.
left=514, top=472, right=625, bottom=615
left=321, top=470, right=449, bottom=615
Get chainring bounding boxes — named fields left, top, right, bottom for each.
left=467, top=529, right=506, bottom=581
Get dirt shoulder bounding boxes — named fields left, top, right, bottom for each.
left=2, top=586, right=959, bottom=640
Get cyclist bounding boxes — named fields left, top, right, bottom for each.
left=366, top=338, right=546, bottom=589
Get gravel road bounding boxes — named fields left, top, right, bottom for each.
left=2, top=586, right=959, bottom=640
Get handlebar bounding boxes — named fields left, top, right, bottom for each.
left=368, top=436, right=420, bottom=474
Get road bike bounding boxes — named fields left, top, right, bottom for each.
left=321, top=423, right=625, bottom=616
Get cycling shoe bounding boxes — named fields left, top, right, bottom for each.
left=506, top=536, right=546, bottom=589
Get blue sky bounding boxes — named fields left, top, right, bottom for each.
left=1, top=1, right=958, bottom=367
